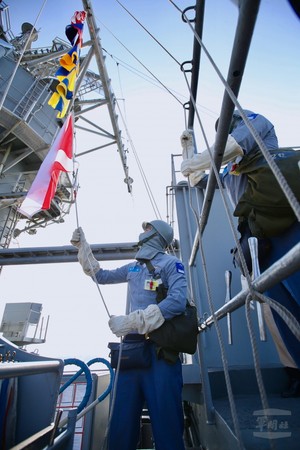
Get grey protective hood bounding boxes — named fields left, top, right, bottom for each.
left=135, top=230, right=165, bottom=262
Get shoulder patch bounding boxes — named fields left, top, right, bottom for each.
left=247, top=113, right=258, bottom=121
left=175, top=262, right=185, bottom=274
left=129, top=266, right=141, bottom=273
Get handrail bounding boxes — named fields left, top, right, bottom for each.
left=199, top=242, right=300, bottom=330
left=0, top=242, right=139, bottom=265
left=9, top=425, right=55, bottom=450
left=10, top=409, right=77, bottom=450
left=0, top=360, right=62, bottom=379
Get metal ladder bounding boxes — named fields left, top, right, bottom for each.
left=13, top=78, right=48, bottom=119
left=0, top=174, right=27, bottom=252
left=0, top=205, right=19, bottom=249
left=79, top=77, right=103, bottom=96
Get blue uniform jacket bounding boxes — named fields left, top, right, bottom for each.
left=95, top=252, right=187, bottom=320
left=222, top=111, right=278, bottom=207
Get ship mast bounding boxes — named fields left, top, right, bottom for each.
left=81, top=0, right=133, bottom=193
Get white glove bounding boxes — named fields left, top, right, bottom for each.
left=181, top=135, right=243, bottom=186
left=70, top=227, right=83, bottom=248
left=189, top=171, right=207, bottom=187
left=180, top=130, right=206, bottom=187
left=181, top=152, right=210, bottom=176
left=181, top=156, right=207, bottom=187
left=221, top=135, right=244, bottom=165
left=108, top=304, right=165, bottom=337
left=181, top=129, right=195, bottom=160
left=70, top=227, right=100, bottom=277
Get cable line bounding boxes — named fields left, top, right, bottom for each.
left=95, top=17, right=184, bottom=106
left=115, top=100, right=162, bottom=220
left=115, top=0, right=182, bottom=66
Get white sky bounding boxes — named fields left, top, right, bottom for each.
left=0, top=0, right=299, bottom=363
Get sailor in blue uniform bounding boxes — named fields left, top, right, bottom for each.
left=71, top=220, right=187, bottom=449
left=181, top=110, right=300, bottom=395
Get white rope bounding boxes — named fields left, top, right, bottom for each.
left=71, top=108, right=111, bottom=318
left=73, top=197, right=112, bottom=318
left=72, top=181, right=125, bottom=450
left=72, top=149, right=126, bottom=449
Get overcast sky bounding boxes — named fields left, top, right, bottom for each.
left=0, top=0, right=299, bottom=363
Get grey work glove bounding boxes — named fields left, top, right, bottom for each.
left=71, top=227, right=100, bottom=277
left=108, top=304, right=165, bottom=337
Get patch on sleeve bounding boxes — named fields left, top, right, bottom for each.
left=247, top=113, right=258, bottom=121
left=129, top=265, right=141, bottom=273
left=176, top=262, right=185, bottom=274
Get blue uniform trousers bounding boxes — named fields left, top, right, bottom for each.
left=107, top=342, right=185, bottom=450
left=261, top=221, right=300, bottom=368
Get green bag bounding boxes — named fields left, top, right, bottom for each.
left=149, top=300, right=199, bottom=355
left=233, top=147, right=300, bottom=238
left=147, top=283, right=198, bottom=355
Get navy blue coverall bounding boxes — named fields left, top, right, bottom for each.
left=95, top=252, right=187, bottom=450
